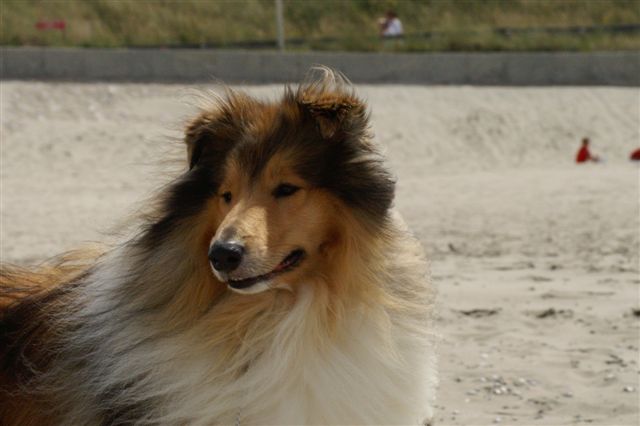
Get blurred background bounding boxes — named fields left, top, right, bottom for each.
left=2, top=0, right=640, bottom=52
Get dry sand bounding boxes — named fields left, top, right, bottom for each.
left=1, top=82, right=639, bottom=425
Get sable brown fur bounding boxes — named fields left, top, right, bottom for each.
left=0, top=69, right=436, bottom=425
left=0, top=254, right=96, bottom=426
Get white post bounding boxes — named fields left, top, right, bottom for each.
left=275, top=0, right=285, bottom=51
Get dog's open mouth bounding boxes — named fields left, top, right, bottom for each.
left=227, top=249, right=306, bottom=290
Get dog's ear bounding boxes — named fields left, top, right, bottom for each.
left=185, top=92, right=254, bottom=169
left=184, top=108, right=243, bottom=170
left=184, top=110, right=219, bottom=169
left=295, top=72, right=368, bottom=140
left=300, top=95, right=367, bottom=140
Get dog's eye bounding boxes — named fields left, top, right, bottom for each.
left=273, top=183, right=300, bottom=198
left=222, top=191, right=232, bottom=204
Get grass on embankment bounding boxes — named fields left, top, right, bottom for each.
left=2, top=0, right=639, bottom=52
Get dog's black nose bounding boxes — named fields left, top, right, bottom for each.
left=209, top=242, right=244, bottom=272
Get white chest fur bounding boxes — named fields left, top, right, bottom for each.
left=144, top=286, right=437, bottom=425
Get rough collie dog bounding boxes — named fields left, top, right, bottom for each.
left=0, top=70, right=437, bottom=425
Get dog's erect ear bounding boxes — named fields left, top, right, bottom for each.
left=296, top=70, right=368, bottom=140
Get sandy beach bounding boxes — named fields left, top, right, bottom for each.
left=1, top=82, right=638, bottom=425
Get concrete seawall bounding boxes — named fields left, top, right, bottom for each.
left=1, top=47, right=638, bottom=85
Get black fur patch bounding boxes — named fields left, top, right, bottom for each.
left=140, top=166, right=218, bottom=248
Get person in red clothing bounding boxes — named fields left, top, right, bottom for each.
left=576, top=137, right=599, bottom=163
left=630, top=148, right=640, bottom=161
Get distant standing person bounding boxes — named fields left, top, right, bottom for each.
left=379, top=10, right=404, bottom=38
left=576, top=137, right=599, bottom=163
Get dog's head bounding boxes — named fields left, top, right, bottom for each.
left=180, top=71, right=394, bottom=294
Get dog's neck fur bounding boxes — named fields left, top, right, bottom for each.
left=37, top=219, right=435, bottom=425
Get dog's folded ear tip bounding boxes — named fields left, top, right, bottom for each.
left=299, top=96, right=366, bottom=141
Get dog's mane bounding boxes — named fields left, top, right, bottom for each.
left=0, top=70, right=435, bottom=425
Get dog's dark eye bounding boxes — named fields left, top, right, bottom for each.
left=273, top=183, right=300, bottom=198
left=222, top=192, right=232, bottom=204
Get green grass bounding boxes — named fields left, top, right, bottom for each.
left=1, top=0, right=639, bottom=51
